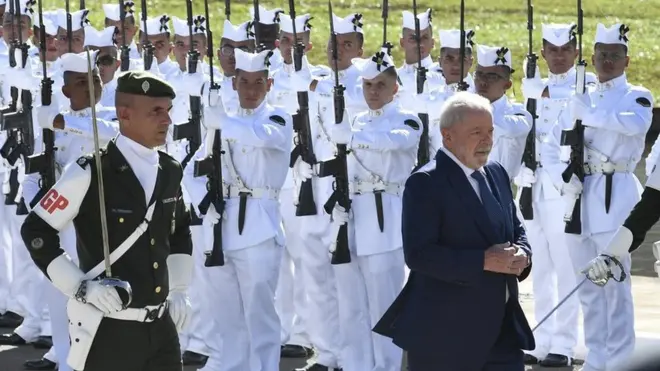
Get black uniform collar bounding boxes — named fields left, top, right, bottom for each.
left=107, top=140, right=164, bottom=209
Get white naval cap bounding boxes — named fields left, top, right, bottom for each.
left=140, top=14, right=171, bottom=35
left=56, top=9, right=91, bottom=32
left=222, top=19, right=254, bottom=42
left=541, top=23, right=576, bottom=47
left=83, top=26, right=117, bottom=48
left=438, top=29, right=475, bottom=49
left=33, top=11, right=59, bottom=36
left=234, top=49, right=273, bottom=73
left=60, top=51, right=98, bottom=73
left=332, top=13, right=364, bottom=34
left=250, top=5, right=284, bottom=25
left=595, top=23, right=629, bottom=47
left=352, top=50, right=395, bottom=80
left=102, top=2, right=135, bottom=21
left=8, top=0, right=35, bottom=16
left=401, top=9, right=432, bottom=31
left=477, top=45, right=512, bottom=68
left=279, top=13, right=312, bottom=34
left=172, top=15, right=206, bottom=37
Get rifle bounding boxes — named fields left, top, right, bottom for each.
left=317, top=0, right=351, bottom=265
left=560, top=0, right=586, bottom=234
left=172, top=0, right=202, bottom=170
left=119, top=0, right=130, bottom=71
left=193, top=0, right=225, bottom=267
left=457, top=0, right=469, bottom=91
left=287, top=0, right=317, bottom=216
left=140, top=0, right=154, bottom=70
left=225, top=0, right=230, bottom=20
left=519, top=0, right=538, bottom=220
left=25, top=0, right=56, bottom=208
left=412, top=0, right=429, bottom=167
left=66, top=0, right=72, bottom=52
left=0, top=0, right=19, bottom=136
left=252, top=0, right=264, bottom=51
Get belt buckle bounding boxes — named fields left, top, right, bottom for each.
left=145, top=304, right=164, bottom=322
left=601, top=161, right=615, bottom=175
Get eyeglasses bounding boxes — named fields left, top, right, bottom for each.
left=474, top=71, right=507, bottom=83
left=96, top=55, right=116, bottom=67
left=220, top=45, right=252, bottom=57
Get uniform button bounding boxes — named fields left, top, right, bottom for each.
left=155, top=286, right=161, bottom=294
left=119, top=217, right=124, bottom=223
left=153, top=262, right=159, bottom=269
left=150, top=238, right=155, bottom=246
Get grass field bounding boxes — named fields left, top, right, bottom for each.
left=43, top=0, right=660, bottom=104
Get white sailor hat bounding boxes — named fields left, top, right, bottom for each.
left=332, top=13, right=364, bottom=35
left=140, top=14, right=170, bottom=36
left=477, top=45, right=512, bottom=68
left=0, top=0, right=6, bottom=6
left=595, top=23, right=629, bottom=47
left=172, top=15, right=206, bottom=37
left=102, top=2, right=135, bottom=21
left=352, top=50, right=395, bottom=80
left=234, top=49, right=274, bottom=73
left=33, top=12, right=58, bottom=36
left=60, top=51, right=98, bottom=73
left=83, top=26, right=117, bottom=48
left=222, top=20, right=254, bottom=42
left=541, top=23, right=576, bottom=47
left=279, top=13, right=312, bottom=34
left=8, top=0, right=35, bottom=16
left=57, top=9, right=91, bottom=32
left=438, top=29, right=475, bottom=50
left=250, top=5, right=284, bottom=25
left=401, top=9, right=432, bottom=31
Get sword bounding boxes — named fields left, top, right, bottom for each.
left=532, top=277, right=586, bottom=332
left=84, top=48, right=132, bottom=308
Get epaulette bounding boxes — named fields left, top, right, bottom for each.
left=636, top=97, right=652, bottom=108
left=76, top=151, right=104, bottom=169
left=157, top=149, right=180, bottom=166
left=269, top=115, right=286, bottom=126
left=404, top=119, right=421, bottom=130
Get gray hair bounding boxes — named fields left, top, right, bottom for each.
left=439, top=92, right=492, bottom=130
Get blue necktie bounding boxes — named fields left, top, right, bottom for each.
left=471, top=171, right=506, bottom=239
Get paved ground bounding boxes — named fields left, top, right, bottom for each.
left=1, top=154, right=659, bottom=370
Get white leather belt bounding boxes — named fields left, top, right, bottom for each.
left=583, top=162, right=633, bottom=176
left=105, top=303, right=167, bottom=323
left=223, top=185, right=280, bottom=200
left=349, top=181, right=402, bottom=196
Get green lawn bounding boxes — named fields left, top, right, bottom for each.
left=43, top=0, right=660, bottom=104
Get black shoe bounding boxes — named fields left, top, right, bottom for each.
left=523, top=354, right=540, bottom=365
left=281, top=344, right=314, bottom=358
left=0, top=332, right=28, bottom=345
left=181, top=351, right=208, bottom=367
left=23, top=358, right=57, bottom=370
left=32, top=336, right=53, bottom=350
left=539, top=353, right=572, bottom=367
left=0, top=311, right=24, bottom=328
left=294, top=363, right=342, bottom=371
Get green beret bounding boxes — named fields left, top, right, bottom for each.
left=116, top=71, right=176, bottom=99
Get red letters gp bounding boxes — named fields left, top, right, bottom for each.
left=40, top=189, right=70, bottom=214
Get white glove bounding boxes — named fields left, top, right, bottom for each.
left=570, top=93, right=592, bottom=122
left=202, top=204, right=221, bottom=226
left=329, top=111, right=352, bottom=145
left=84, top=280, right=124, bottom=314
left=9, top=67, right=39, bottom=91
left=293, top=157, right=314, bottom=181
left=203, top=98, right=227, bottom=131
left=166, top=254, right=193, bottom=332
left=166, top=290, right=191, bottom=332
left=290, top=55, right=313, bottom=92
left=562, top=174, right=583, bottom=196
left=207, top=86, right=222, bottom=108
left=521, top=77, right=545, bottom=99
left=184, top=58, right=206, bottom=97
left=146, top=59, right=162, bottom=76
left=581, top=255, right=612, bottom=285
left=36, top=105, right=60, bottom=130
left=513, top=166, right=536, bottom=187
left=331, top=205, right=350, bottom=227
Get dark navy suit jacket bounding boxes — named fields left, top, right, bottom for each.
left=374, top=150, right=535, bottom=370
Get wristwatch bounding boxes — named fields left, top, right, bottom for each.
left=74, top=280, right=88, bottom=304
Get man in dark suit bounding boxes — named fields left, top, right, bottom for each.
left=374, top=91, right=535, bottom=371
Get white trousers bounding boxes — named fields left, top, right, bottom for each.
left=276, top=188, right=310, bottom=347
left=299, top=216, right=342, bottom=368
left=0, top=200, right=13, bottom=313
left=48, top=224, right=78, bottom=371
left=565, top=232, right=635, bottom=371
left=201, top=239, right=282, bottom=371
left=522, top=198, right=579, bottom=358
left=180, top=225, right=211, bottom=356
left=7, top=210, right=44, bottom=342
left=333, top=249, right=405, bottom=371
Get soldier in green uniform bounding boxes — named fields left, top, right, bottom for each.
left=20, top=71, right=193, bottom=371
